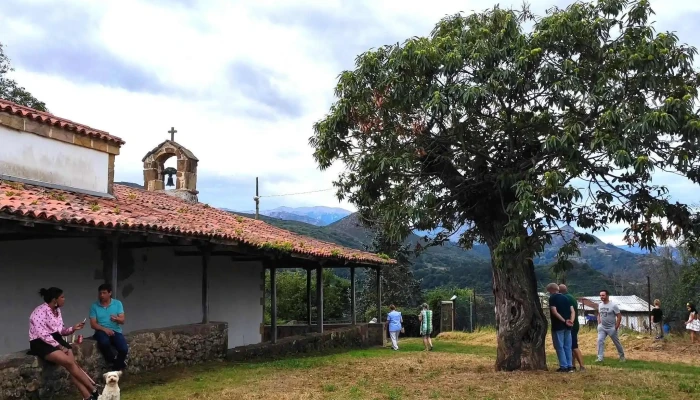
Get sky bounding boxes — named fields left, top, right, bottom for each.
left=2, top=0, right=700, bottom=245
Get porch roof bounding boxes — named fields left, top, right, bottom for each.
left=0, top=180, right=394, bottom=266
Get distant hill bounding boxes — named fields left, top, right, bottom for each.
left=229, top=211, right=619, bottom=294
left=115, top=180, right=660, bottom=294
left=115, top=181, right=144, bottom=189
left=234, top=206, right=352, bottom=226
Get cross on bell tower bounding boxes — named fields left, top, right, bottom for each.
left=168, top=127, right=177, bottom=142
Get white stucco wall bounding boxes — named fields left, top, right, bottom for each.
left=0, top=237, right=263, bottom=355
left=0, top=125, right=109, bottom=193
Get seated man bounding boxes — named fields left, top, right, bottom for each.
left=89, top=283, right=128, bottom=371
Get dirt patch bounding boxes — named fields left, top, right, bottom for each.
left=189, top=351, right=697, bottom=399
left=440, top=328, right=700, bottom=365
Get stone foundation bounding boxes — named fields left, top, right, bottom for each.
left=228, top=324, right=383, bottom=362
left=367, top=323, right=387, bottom=347
left=0, top=322, right=227, bottom=400
left=263, top=323, right=362, bottom=342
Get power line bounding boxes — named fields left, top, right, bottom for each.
left=259, top=187, right=334, bottom=198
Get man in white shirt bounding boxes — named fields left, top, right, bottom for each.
left=596, top=290, right=625, bottom=362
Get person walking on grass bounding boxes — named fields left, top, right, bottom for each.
left=387, top=305, right=403, bottom=351
left=685, top=303, right=700, bottom=343
left=559, top=284, right=585, bottom=371
left=418, top=303, right=433, bottom=351
left=546, top=283, right=575, bottom=372
left=596, top=289, right=626, bottom=363
left=651, top=299, right=664, bottom=340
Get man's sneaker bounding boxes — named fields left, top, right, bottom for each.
left=555, top=367, right=568, bottom=372
left=567, top=367, right=575, bottom=373
left=619, top=357, right=626, bottom=363
left=595, top=359, right=603, bottom=363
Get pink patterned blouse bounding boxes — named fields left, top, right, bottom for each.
left=29, top=303, right=74, bottom=348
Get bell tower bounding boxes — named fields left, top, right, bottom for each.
left=142, top=127, right=199, bottom=203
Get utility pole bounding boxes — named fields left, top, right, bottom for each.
left=647, top=276, right=652, bottom=334
left=254, top=177, right=260, bottom=220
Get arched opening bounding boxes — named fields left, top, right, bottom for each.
left=156, top=152, right=178, bottom=190
left=143, top=140, right=198, bottom=194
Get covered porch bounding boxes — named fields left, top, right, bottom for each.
left=264, top=263, right=385, bottom=344
left=0, top=180, right=391, bottom=399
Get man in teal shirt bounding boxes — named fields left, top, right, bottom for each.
left=560, top=284, right=585, bottom=371
left=89, top=283, right=128, bottom=371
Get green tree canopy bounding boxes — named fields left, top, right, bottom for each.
left=359, top=222, right=422, bottom=319
left=264, top=270, right=350, bottom=323
left=310, top=0, right=700, bottom=371
left=0, top=43, right=48, bottom=111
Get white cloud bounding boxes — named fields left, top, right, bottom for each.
left=2, top=0, right=700, bottom=224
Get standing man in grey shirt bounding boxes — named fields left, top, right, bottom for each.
left=596, top=289, right=625, bottom=362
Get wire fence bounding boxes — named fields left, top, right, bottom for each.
left=422, top=293, right=497, bottom=336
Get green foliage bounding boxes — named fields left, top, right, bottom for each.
left=264, top=270, right=350, bottom=324
left=0, top=43, right=48, bottom=111
left=310, top=0, right=700, bottom=264
left=358, top=225, right=422, bottom=318
left=423, top=287, right=474, bottom=314
left=237, top=211, right=618, bottom=294
left=261, top=241, right=294, bottom=252
left=650, top=244, right=700, bottom=328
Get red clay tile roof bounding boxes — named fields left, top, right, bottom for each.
left=0, top=181, right=393, bottom=265
left=0, top=99, right=125, bottom=145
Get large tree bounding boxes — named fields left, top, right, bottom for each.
left=310, top=0, right=700, bottom=371
left=0, top=42, right=48, bottom=111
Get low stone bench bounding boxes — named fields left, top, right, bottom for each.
left=0, top=322, right=227, bottom=400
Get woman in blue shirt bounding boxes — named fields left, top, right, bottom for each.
left=387, top=305, right=403, bottom=350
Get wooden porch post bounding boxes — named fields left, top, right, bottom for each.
left=350, top=266, right=356, bottom=325
left=306, top=268, right=312, bottom=326
left=376, top=267, right=382, bottom=322
left=111, top=236, right=119, bottom=299
left=316, top=265, right=323, bottom=333
left=201, top=246, right=210, bottom=324
left=270, top=267, right=277, bottom=343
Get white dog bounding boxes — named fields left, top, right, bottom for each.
left=98, top=371, right=121, bottom=400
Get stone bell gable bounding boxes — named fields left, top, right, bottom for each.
left=142, top=140, right=199, bottom=193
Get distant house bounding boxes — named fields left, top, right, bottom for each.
left=579, top=295, right=651, bottom=332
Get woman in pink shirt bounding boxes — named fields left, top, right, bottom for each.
left=29, top=287, right=99, bottom=400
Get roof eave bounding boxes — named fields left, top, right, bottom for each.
left=0, top=212, right=393, bottom=266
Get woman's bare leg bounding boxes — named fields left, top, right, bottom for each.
left=44, top=350, right=94, bottom=398
left=69, top=374, right=91, bottom=398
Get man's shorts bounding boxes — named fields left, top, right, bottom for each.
left=571, top=326, right=579, bottom=350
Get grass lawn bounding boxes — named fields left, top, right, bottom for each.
left=82, top=329, right=700, bottom=399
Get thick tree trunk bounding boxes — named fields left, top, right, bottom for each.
left=488, top=243, right=548, bottom=371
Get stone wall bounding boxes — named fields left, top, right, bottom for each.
left=262, top=324, right=358, bottom=342
left=0, top=322, right=227, bottom=400
left=228, top=324, right=376, bottom=362
left=367, top=323, right=387, bottom=347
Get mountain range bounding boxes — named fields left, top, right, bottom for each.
left=232, top=206, right=352, bottom=226
left=232, top=210, right=669, bottom=296
left=115, top=182, right=669, bottom=295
